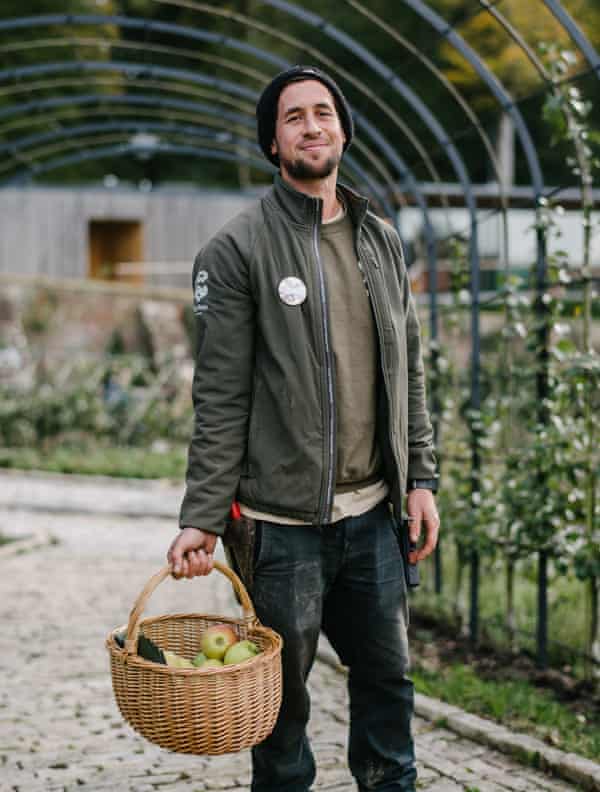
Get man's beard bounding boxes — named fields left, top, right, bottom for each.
left=280, top=151, right=340, bottom=181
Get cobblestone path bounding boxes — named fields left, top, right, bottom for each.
left=0, top=472, right=583, bottom=791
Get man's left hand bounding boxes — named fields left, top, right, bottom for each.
left=407, top=489, right=440, bottom=562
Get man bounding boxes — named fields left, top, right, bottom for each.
left=167, top=65, right=440, bottom=792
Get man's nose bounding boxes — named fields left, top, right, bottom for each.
left=303, top=114, right=322, bottom=135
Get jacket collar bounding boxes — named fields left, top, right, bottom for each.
left=270, top=171, right=370, bottom=230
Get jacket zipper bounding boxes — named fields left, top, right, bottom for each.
left=359, top=244, right=401, bottom=475
left=313, top=204, right=336, bottom=524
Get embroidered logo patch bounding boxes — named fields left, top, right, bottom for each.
left=194, top=269, right=209, bottom=314
left=278, top=276, right=307, bottom=306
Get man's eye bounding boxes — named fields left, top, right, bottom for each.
left=287, top=115, right=300, bottom=122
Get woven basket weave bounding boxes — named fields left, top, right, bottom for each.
left=106, top=561, right=283, bottom=755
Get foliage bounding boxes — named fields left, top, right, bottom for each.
left=0, top=354, right=193, bottom=449
left=0, top=443, right=186, bottom=479
left=427, top=47, right=600, bottom=674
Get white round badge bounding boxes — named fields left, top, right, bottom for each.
left=278, top=276, right=307, bottom=306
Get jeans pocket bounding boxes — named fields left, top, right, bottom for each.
left=253, top=521, right=271, bottom=569
left=253, top=521, right=263, bottom=567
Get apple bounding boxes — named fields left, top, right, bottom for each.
left=200, top=658, right=223, bottom=669
left=163, top=650, right=194, bottom=668
left=200, top=624, right=238, bottom=660
left=223, top=640, right=260, bottom=666
left=192, top=652, right=207, bottom=667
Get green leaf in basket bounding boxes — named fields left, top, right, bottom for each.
left=112, top=630, right=166, bottom=664
left=138, top=633, right=166, bottom=664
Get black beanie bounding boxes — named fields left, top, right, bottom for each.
left=256, top=65, right=354, bottom=166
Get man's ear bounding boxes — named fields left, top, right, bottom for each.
left=270, top=138, right=278, bottom=157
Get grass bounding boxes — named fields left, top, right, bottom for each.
left=412, top=662, right=600, bottom=762
left=412, top=540, right=589, bottom=672
left=0, top=443, right=187, bottom=480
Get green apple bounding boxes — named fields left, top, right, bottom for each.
left=163, top=650, right=194, bottom=668
left=200, top=658, right=224, bottom=669
left=192, top=652, right=207, bottom=667
left=223, top=640, right=260, bottom=666
left=200, top=624, right=238, bottom=660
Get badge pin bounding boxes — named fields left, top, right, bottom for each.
left=278, top=276, right=307, bottom=306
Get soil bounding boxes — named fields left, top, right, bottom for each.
left=409, top=609, right=600, bottom=722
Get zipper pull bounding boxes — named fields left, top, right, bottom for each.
left=356, top=258, right=371, bottom=297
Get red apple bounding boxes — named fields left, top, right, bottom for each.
left=200, top=624, right=238, bottom=660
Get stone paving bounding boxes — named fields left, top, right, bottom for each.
left=0, top=471, right=586, bottom=792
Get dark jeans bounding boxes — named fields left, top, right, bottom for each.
left=250, top=501, right=416, bottom=792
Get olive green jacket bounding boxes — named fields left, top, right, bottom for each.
left=180, top=174, right=437, bottom=536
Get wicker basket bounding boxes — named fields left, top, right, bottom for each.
left=106, top=561, right=283, bottom=755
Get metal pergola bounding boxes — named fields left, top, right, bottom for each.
left=1, top=0, right=598, bottom=668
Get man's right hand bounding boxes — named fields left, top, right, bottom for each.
left=167, top=527, right=218, bottom=579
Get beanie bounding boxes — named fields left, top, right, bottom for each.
left=256, top=65, right=354, bottom=166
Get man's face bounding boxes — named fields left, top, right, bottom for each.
left=271, top=79, right=346, bottom=182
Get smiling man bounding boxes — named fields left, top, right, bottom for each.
left=167, top=65, right=440, bottom=792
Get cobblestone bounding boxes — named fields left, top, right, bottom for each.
left=0, top=471, right=592, bottom=791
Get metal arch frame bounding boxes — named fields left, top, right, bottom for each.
left=0, top=34, right=272, bottom=85
left=0, top=13, right=289, bottom=70
left=6, top=137, right=411, bottom=240
left=1, top=117, right=398, bottom=225
left=0, top=99, right=398, bottom=230
left=392, top=0, right=547, bottom=645
left=0, top=70, right=404, bottom=223
left=543, top=0, right=600, bottom=73
left=0, top=13, right=450, bottom=279
left=0, top=120, right=259, bottom=167
left=3, top=7, right=596, bottom=359
left=0, top=68, right=436, bottom=252
left=0, top=60, right=259, bottom=102
left=0, top=91, right=250, bottom=127
left=396, top=0, right=545, bottom=192
left=0, top=32, right=431, bottom=234
left=0, top=12, right=445, bottom=205
left=2, top=7, right=597, bottom=245
left=0, top=83, right=432, bottom=268
left=141, top=1, right=449, bottom=193
left=5, top=142, right=275, bottom=185
left=343, top=0, right=509, bottom=222
left=0, top=0, right=597, bottom=666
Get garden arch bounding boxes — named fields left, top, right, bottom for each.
left=0, top=1, right=598, bottom=670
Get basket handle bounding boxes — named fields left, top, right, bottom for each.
left=124, top=561, right=257, bottom=654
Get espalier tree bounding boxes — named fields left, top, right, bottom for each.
left=431, top=236, right=499, bottom=634
left=541, top=44, right=600, bottom=677
left=427, top=50, right=599, bottom=673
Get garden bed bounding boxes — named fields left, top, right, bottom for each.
left=410, top=608, right=600, bottom=762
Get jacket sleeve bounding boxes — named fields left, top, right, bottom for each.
left=179, top=231, right=255, bottom=536
left=393, top=233, right=438, bottom=485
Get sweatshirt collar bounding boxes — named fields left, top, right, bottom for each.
left=271, top=171, right=369, bottom=229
